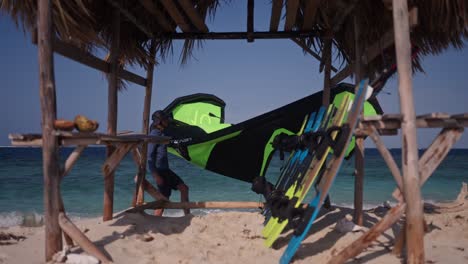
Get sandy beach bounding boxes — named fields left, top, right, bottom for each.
left=1, top=199, right=468, bottom=264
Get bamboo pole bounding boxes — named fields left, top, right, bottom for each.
left=37, top=0, right=62, bottom=260
left=58, top=213, right=112, bottom=263
left=133, top=40, right=157, bottom=206
left=104, top=6, right=120, bottom=221
left=353, top=15, right=364, bottom=226
left=247, top=0, right=254, bottom=42
left=392, top=0, right=424, bottom=262
left=322, top=31, right=332, bottom=107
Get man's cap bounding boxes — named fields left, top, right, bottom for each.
left=151, top=110, right=172, bottom=125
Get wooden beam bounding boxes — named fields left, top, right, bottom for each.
left=368, top=128, right=403, bottom=192
left=58, top=213, right=112, bottom=263
left=302, top=0, right=320, bottom=31
left=353, top=14, right=364, bottom=226
left=134, top=40, right=157, bottom=206
left=328, top=203, right=406, bottom=264
left=247, top=0, right=254, bottom=42
left=38, top=0, right=62, bottom=260
left=60, top=145, right=87, bottom=181
left=103, top=7, right=120, bottom=222
left=178, top=0, right=209, bottom=32
left=269, top=0, right=283, bottom=32
left=139, top=0, right=174, bottom=32
left=419, top=127, right=464, bottom=181
left=392, top=0, right=424, bottom=262
left=284, top=0, right=300, bottom=31
left=51, top=39, right=146, bottom=86
left=161, top=0, right=192, bottom=32
left=322, top=34, right=332, bottom=107
left=330, top=64, right=353, bottom=86
left=106, top=0, right=154, bottom=38
left=127, top=201, right=264, bottom=213
left=291, top=38, right=338, bottom=72
left=157, top=30, right=319, bottom=40
left=102, top=143, right=137, bottom=177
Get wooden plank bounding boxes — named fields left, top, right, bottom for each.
left=284, top=0, right=300, bottom=31
left=141, top=178, right=168, bottom=201
left=139, top=0, right=174, bottom=31
left=328, top=203, right=406, bottom=264
left=392, top=0, right=425, bottom=262
left=52, top=39, right=146, bottom=86
left=127, top=201, right=264, bottom=213
left=353, top=15, right=364, bottom=226
left=322, top=36, right=332, bottom=107
left=368, top=128, right=404, bottom=192
left=178, top=0, right=209, bottom=32
left=247, top=0, right=254, bottom=42
left=38, top=0, right=62, bottom=260
left=102, top=143, right=136, bottom=176
left=269, top=0, right=283, bottom=32
left=302, top=0, right=321, bottom=31
left=134, top=40, right=157, bottom=206
left=161, top=0, right=192, bottom=32
left=106, top=0, right=154, bottom=38
left=330, top=64, right=353, bottom=86
left=291, top=39, right=338, bottom=72
left=58, top=213, right=112, bottom=263
left=60, top=145, right=87, bottom=181
left=382, top=114, right=403, bottom=121
left=158, top=31, right=319, bottom=39
left=103, top=8, right=120, bottom=222
left=417, top=113, right=450, bottom=119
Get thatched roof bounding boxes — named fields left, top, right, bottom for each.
left=1, top=0, right=467, bottom=79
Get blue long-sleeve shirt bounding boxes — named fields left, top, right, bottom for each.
left=147, top=128, right=169, bottom=172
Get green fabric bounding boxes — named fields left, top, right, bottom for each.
left=332, top=91, right=379, bottom=157
left=169, top=130, right=242, bottom=169
left=260, top=128, right=295, bottom=176
left=172, top=102, right=231, bottom=133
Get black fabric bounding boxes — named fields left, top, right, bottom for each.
left=156, top=169, right=185, bottom=198
left=164, top=83, right=383, bottom=183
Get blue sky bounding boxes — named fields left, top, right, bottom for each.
left=1, top=1, right=467, bottom=148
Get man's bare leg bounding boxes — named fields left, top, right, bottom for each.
left=178, top=183, right=190, bottom=215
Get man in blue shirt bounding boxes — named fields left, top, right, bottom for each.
left=148, top=110, right=190, bottom=216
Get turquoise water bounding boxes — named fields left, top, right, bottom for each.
left=0, top=147, right=467, bottom=227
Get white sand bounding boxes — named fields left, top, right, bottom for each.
left=1, top=204, right=468, bottom=264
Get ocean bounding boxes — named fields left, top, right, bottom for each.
left=0, top=147, right=467, bottom=227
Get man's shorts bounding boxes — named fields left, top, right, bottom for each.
left=155, top=169, right=185, bottom=198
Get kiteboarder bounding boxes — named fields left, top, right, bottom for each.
left=148, top=110, right=190, bottom=216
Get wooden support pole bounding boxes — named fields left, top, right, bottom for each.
left=302, top=0, right=321, bottom=31
left=284, top=0, right=299, bottom=31
left=368, top=128, right=403, bottom=192
left=291, top=38, right=338, bottom=72
left=58, top=213, right=112, bottom=263
left=37, top=0, right=62, bottom=260
left=104, top=6, right=120, bottom=222
left=103, top=143, right=137, bottom=177
left=127, top=201, right=264, bottom=213
left=353, top=15, right=364, bottom=226
left=60, top=145, right=86, bottom=181
left=247, top=0, right=254, bottom=42
left=322, top=32, right=332, bottom=107
left=133, top=40, right=157, bottom=206
left=392, top=0, right=424, bottom=262
left=269, top=0, right=283, bottom=32
left=328, top=203, right=406, bottom=264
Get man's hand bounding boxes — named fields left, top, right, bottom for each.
left=152, top=172, right=164, bottom=186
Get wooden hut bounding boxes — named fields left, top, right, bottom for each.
left=2, top=0, right=468, bottom=263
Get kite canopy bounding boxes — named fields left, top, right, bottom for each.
left=163, top=83, right=383, bottom=183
